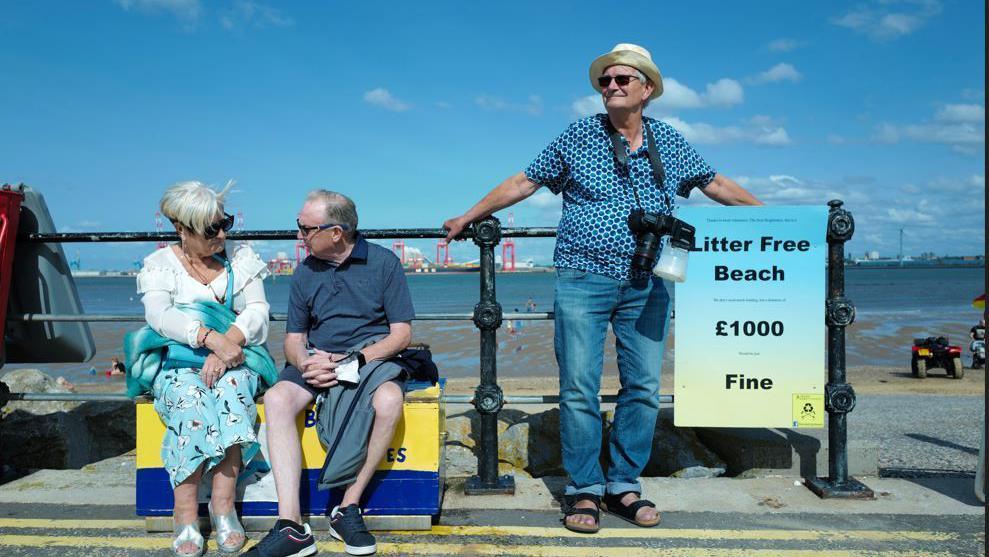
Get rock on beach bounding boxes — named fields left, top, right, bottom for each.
left=0, top=369, right=135, bottom=469
left=444, top=406, right=725, bottom=479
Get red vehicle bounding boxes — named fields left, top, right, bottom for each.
left=911, top=336, right=964, bottom=379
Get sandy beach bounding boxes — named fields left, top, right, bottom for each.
left=56, top=316, right=983, bottom=398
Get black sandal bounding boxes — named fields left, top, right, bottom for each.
left=601, top=491, right=661, bottom=527
left=562, top=493, right=601, bottom=534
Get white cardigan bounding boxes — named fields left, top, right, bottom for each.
left=136, top=243, right=271, bottom=348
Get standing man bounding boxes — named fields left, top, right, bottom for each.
left=443, top=44, right=761, bottom=533
left=245, top=190, right=414, bottom=557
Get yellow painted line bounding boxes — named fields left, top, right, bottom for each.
left=0, top=519, right=957, bottom=543
left=0, top=518, right=145, bottom=530
left=398, top=525, right=958, bottom=542
left=0, top=535, right=955, bottom=557
left=374, top=545, right=952, bottom=557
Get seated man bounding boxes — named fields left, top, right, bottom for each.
left=970, top=319, right=985, bottom=342
left=244, top=190, right=414, bottom=557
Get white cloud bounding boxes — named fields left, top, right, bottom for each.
left=116, top=0, right=293, bottom=30
left=826, top=134, right=847, bottom=144
left=363, top=88, right=412, bottom=112
left=884, top=207, right=935, bottom=224
left=873, top=102, right=985, bottom=150
left=660, top=77, right=744, bottom=110
left=961, top=89, right=985, bottom=101
left=750, top=63, right=802, bottom=84
left=77, top=220, right=102, bottom=228
left=573, top=76, right=743, bottom=117
left=520, top=190, right=562, bottom=221
left=874, top=121, right=983, bottom=146
left=475, top=95, right=543, bottom=116
left=935, top=104, right=985, bottom=123
left=571, top=95, right=602, bottom=118
left=767, top=38, right=804, bottom=52
left=219, top=1, right=293, bottom=29
left=703, top=79, right=745, bottom=106
left=524, top=190, right=561, bottom=210
left=659, top=78, right=705, bottom=110
left=831, top=0, right=942, bottom=41
left=115, top=0, right=201, bottom=21
left=733, top=174, right=844, bottom=205
left=731, top=171, right=983, bottom=256
left=921, top=175, right=987, bottom=193
left=435, top=101, right=453, bottom=109
left=661, top=116, right=791, bottom=146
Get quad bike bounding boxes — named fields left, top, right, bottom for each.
left=911, top=336, right=964, bottom=379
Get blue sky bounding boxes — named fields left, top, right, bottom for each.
left=1, top=0, right=984, bottom=269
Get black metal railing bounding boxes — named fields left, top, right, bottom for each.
left=807, top=201, right=874, bottom=498
left=2, top=205, right=867, bottom=498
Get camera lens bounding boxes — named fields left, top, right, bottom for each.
left=632, top=232, right=662, bottom=271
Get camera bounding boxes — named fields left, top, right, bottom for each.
left=627, top=209, right=696, bottom=281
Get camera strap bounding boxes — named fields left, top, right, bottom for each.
left=604, top=117, right=667, bottom=209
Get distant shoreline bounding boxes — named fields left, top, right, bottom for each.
left=71, top=264, right=983, bottom=278
left=845, top=263, right=985, bottom=270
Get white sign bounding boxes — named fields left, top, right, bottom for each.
left=674, top=206, right=828, bottom=428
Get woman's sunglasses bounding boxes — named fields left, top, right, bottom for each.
left=597, top=75, right=640, bottom=88
left=203, top=213, right=235, bottom=239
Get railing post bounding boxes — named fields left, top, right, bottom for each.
left=464, top=217, right=515, bottom=495
left=807, top=200, right=874, bottom=499
left=0, top=381, right=8, bottom=470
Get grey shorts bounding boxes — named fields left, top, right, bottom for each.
left=278, top=363, right=407, bottom=398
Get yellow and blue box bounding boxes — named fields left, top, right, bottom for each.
left=136, top=379, right=445, bottom=519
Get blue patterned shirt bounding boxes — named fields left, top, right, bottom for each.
left=524, top=114, right=716, bottom=280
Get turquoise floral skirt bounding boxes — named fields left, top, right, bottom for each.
left=151, top=366, right=260, bottom=488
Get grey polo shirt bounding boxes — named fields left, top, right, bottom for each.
left=286, top=234, right=415, bottom=353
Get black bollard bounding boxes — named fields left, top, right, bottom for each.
left=464, top=217, right=515, bottom=495
left=806, top=200, right=874, bottom=499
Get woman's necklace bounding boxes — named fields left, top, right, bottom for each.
left=181, top=250, right=226, bottom=304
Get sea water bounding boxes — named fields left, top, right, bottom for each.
left=3, top=267, right=983, bottom=384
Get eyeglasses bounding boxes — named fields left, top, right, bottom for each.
left=203, top=213, right=235, bottom=239
left=597, top=74, right=641, bottom=88
left=296, top=219, right=350, bottom=236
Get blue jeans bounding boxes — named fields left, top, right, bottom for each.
left=554, top=268, right=671, bottom=497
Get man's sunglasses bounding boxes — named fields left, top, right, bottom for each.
left=204, top=213, right=235, bottom=239
left=597, top=75, right=641, bottom=88
left=296, top=219, right=351, bottom=236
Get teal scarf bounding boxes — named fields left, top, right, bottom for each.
left=123, top=300, right=278, bottom=398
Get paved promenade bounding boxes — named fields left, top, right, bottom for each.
left=0, top=392, right=983, bottom=555
left=0, top=461, right=983, bottom=556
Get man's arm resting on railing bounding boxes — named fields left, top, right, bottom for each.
left=701, top=174, right=764, bottom=206
left=443, top=172, right=540, bottom=241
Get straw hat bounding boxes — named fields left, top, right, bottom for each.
left=589, top=43, right=664, bottom=99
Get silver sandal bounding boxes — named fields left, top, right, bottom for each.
left=209, top=501, right=247, bottom=554
left=172, top=522, right=204, bottom=557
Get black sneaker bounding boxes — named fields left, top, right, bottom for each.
left=328, top=505, right=376, bottom=555
left=241, top=519, right=317, bottom=557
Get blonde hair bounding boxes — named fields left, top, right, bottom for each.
left=160, top=180, right=234, bottom=235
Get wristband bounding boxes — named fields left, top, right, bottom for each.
left=202, top=328, right=214, bottom=345
left=356, top=351, right=366, bottom=368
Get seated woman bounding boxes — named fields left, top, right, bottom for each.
left=124, top=181, right=277, bottom=557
